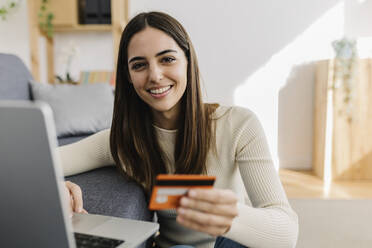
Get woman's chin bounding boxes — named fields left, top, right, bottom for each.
left=152, top=105, right=174, bottom=113
left=150, top=102, right=179, bottom=115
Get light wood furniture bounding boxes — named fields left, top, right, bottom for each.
left=313, top=59, right=372, bottom=180
left=43, top=0, right=79, bottom=27
left=27, top=0, right=128, bottom=83
left=280, top=169, right=372, bottom=199
left=27, top=0, right=41, bottom=81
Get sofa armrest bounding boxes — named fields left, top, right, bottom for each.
left=65, top=167, right=152, bottom=221
left=0, top=53, right=33, bottom=100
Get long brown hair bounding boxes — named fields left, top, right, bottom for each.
left=110, top=12, right=217, bottom=193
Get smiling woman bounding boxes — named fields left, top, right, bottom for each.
left=59, top=11, right=299, bottom=248
left=127, top=27, right=188, bottom=128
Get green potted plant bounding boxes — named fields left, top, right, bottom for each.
left=0, top=0, right=20, bottom=20
left=38, top=0, right=54, bottom=38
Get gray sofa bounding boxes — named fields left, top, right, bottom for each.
left=0, top=53, right=152, bottom=244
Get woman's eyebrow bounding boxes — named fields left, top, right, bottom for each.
left=155, top=49, right=177, bottom=57
left=128, top=49, right=177, bottom=64
left=128, top=56, right=145, bottom=64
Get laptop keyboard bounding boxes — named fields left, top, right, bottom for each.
left=74, top=232, right=125, bottom=248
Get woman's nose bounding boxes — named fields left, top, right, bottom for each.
left=148, top=64, right=163, bottom=83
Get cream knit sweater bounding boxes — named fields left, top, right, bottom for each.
left=59, top=106, right=298, bottom=248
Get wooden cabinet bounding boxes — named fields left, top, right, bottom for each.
left=27, top=0, right=128, bottom=83
left=313, top=59, right=372, bottom=181
left=44, top=0, right=79, bottom=27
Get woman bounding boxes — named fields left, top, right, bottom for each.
left=62, top=11, right=298, bottom=248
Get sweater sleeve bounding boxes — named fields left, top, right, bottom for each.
left=58, top=129, right=115, bottom=176
left=223, top=111, right=298, bottom=248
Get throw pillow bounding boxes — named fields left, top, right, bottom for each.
left=29, top=81, right=114, bottom=137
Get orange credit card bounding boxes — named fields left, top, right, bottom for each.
left=149, top=174, right=216, bottom=210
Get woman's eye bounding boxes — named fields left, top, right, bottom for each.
left=131, top=62, right=146, bottom=70
left=162, top=57, right=175, bottom=63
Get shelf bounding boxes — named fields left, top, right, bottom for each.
left=28, top=0, right=128, bottom=83
left=54, top=24, right=112, bottom=32
left=313, top=59, right=372, bottom=180
left=279, top=169, right=372, bottom=199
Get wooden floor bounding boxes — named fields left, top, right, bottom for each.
left=279, top=169, right=372, bottom=199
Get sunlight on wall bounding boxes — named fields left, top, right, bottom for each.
left=233, top=2, right=344, bottom=170
left=357, top=37, right=372, bottom=58
left=324, top=88, right=334, bottom=196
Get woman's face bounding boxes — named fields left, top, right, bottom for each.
left=127, top=27, right=188, bottom=118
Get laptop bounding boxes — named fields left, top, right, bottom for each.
left=0, top=101, right=159, bottom=248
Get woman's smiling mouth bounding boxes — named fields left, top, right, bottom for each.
left=147, top=85, right=173, bottom=98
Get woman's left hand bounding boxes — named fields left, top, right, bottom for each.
left=176, top=188, right=238, bottom=236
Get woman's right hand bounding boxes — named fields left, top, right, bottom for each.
left=63, top=181, right=88, bottom=217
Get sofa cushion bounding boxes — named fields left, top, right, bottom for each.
left=65, top=167, right=152, bottom=221
left=30, top=81, right=114, bottom=137
left=58, top=134, right=93, bottom=146
left=0, top=53, right=32, bottom=100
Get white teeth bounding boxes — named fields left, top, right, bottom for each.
left=149, top=86, right=171, bottom=94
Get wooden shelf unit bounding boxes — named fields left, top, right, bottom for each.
left=279, top=169, right=372, bottom=199
left=313, top=59, right=372, bottom=181
left=27, top=0, right=128, bottom=83
left=54, top=25, right=112, bottom=32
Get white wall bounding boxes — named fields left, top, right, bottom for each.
left=345, top=0, right=372, bottom=37
left=1, top=0, right=371, bottom=170
left=0, top=0, right=30, bottom=68
left=130, top=0, right=344, bottom=170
